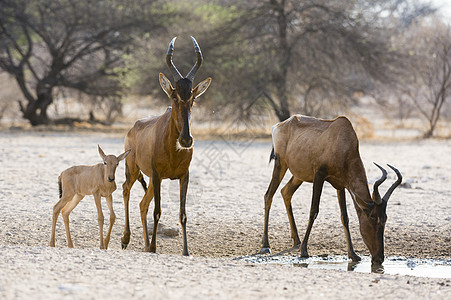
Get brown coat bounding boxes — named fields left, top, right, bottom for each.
left=120, top=37, right=211, bottom=256
left=262, top=114, right=402, bottom=264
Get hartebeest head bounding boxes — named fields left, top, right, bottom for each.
left=159, top=36, right=212, bottom=149
left=98, top=145, right=130, bottom=183
left=357, top=163, right=402, bottom=264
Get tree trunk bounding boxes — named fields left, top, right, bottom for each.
left=19, top=86, right=54, bottom=126
left=273, top=0, right=291, bottom=122
left=276, top=93, right=291, bottom=121
left=262, top=91, right=291, bottom=121
left=423, top=127, right=434, bottom=138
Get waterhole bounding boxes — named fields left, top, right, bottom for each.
left=236, top=255, right=451, bottom=279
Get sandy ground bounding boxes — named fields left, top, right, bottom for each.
left=0, top=129, right=450, bottom=299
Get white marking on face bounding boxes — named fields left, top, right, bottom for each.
left=176, top=139, right=193, bottom=151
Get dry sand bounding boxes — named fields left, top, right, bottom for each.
left=0, top=129, right=450, bottom=299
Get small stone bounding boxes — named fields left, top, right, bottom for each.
left=162, top=228, right=179, bottom=237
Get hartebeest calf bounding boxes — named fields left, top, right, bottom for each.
left=50, top=145, right=129, bottom=249
left=261, top=115, right=402, bottom=264
left=120, top=36, right=211, bottom=255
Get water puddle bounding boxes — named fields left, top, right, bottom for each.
left=236, top=254, right=451, bottom=278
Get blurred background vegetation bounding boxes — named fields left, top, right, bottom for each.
left=0, top=0, right=450, bottom=138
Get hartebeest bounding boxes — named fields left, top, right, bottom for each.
left=50, top=145, right=130, bottom=249
left=261, top=115, right=402, bottom=264
left=121, top=36, right=211, bottom=255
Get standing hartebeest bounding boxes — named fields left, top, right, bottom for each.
left=120, top=36, right=211, bottom=255
left=261, top=115, right=402, bottom=264
left=50, top=145, right=129, bottom=249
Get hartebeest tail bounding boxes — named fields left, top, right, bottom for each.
left=269, top=147, right=276, bottom=163
left=58, top=178, right=63, bottom=199
left=50, top=145, right=129, bottom=249
left=120, top=36, right=211, bottom=255
left=261, top=115, right=402, bottom=264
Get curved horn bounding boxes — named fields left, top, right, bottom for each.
left=382, top=164, right=402, bottom=203
left=166, top=37, right=183, bottom=82
left=372, top=162, right=387, bottom=205
left=185, top=36, right=203, bottom=82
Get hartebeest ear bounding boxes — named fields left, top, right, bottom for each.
left=159, top=73, right=174, bottom=97
left=192, top=78, right=212, bottom=99
left=117, top=149, right=131, bottom=161
left=98, top=144, right=106, bottom=160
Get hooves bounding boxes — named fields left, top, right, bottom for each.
left=143, top=244, right=157, bottom=253
left=261, top=243, right=362, bottom=263
left=121, top=242, right=128, bottom=250
left=103, top=239, right=110, bottom=250
left=260, top=247, right=271, bottom=254
left=300, top=244, right=309, bottom=258
left=143, top=247, right=157, bottom=253
left=121, top=235, right=129, bottom=250
left=350, top=254, right=361, bottom=262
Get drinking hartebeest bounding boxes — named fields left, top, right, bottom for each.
left=50, top=145, right=129, bottom=249
left=120, top=36, right=211, bottom=255
left=261, top=115, right=402, bottom=264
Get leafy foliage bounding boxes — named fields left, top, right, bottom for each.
left=0, top=0, right=446, bottom=133
left=0, top=0, right=167, bottom=125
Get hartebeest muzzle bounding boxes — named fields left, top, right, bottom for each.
left=178, top=135, right=193, bottom=149
left=178, top=106, right=193, bottom=148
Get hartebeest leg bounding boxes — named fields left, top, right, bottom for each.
left=121, top=162, right=139, bottom=249
left=50, top=193, right=75, bottom=247
left=180, top=172, right=189, bottom=256
left=150, top=170, right=162, bottom=253
left=137, top=172, right=148, bottom=191
left=261, top=154, right=288, bottom=253
left=281, top=176, right=303, bottom=247
left=93, top=194, right=105, bottom=249
left=104, top=195, right=116, bottom=250
left=300, top=170, right=326, bottom=257
left=337, top=189, right=361, bottom=262
left=61, top=194, right=84, bottom=248
left=139, top=182, right=154, bottom=252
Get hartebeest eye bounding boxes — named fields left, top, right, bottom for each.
left=104, top=161, right=107, bottom=165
